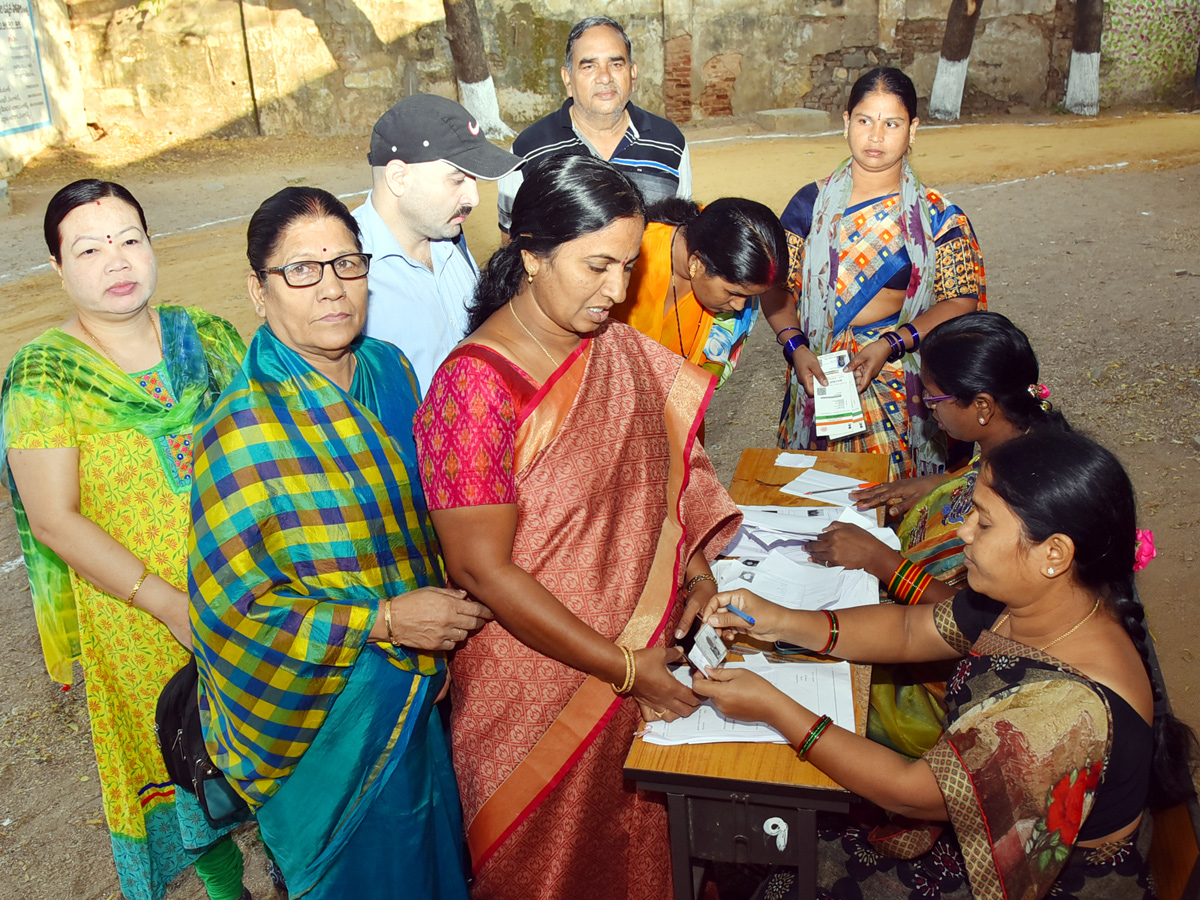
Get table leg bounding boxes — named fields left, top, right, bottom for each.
left=666, top=792, right=698, bottom=900
left=795, top=807, right=817, bottom=900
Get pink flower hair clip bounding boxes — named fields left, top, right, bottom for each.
left=1028, top=383, right=1050, bottom=401
left=1133, top=529, right=1156, bottom=572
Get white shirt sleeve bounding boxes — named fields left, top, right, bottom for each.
left=675, top=143, right=693, bottom=200
left=496, top=167, right=525, bottom=233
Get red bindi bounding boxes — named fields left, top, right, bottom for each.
left=106, top=235, right=112, bottom=243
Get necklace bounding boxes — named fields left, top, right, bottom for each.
left=993, top=598, right=1101, bottom=652
left=668, top=226, right=703, bottom=357
left=78, top=311, right=162, bottom=371
left=510, top=302, right=559, bottom=368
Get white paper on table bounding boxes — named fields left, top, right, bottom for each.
left=779, top=468, right=865, bottom=507
left=774, top=452, right=818, bottom=468
left=836, top=507, right=902, bottom=551
left=641, top=660, right=856, bottom=745
left=740, top=506, right=842, bottom=536
left=731, top=551, right=879, bottom=611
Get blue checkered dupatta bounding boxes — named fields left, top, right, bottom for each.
left=188, top=324, right=444, bottom=806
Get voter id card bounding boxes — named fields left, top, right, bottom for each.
left=686, top=622, right=728, bottom=676
left=813, top=350, right=866, bottom=439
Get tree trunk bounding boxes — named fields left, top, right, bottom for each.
left=443, top=0, right=514, bottom=139
left=929, top=0, right=984, bottom=121
left=1064, top=0, right=1104, bottom=115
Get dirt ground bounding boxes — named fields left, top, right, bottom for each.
left=0, top=109, right=1198, bottom=899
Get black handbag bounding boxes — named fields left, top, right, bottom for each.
left=155, top=656, right=249, bottom=827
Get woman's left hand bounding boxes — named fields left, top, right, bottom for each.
left=805, top=522, right=897, bottom=575
left=690, top=667, right=789, bottom=727
left=846, top=340, right=891, bottom=392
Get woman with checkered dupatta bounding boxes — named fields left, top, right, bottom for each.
left=189, top=187, right=485, bottom=900
left=776, top=67, right=985, bottom=480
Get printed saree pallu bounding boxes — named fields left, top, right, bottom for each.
left=189, top=326, right=467, bottom=900
left=426, top=324, right=740, bottom=900
left=868, top=457, right=980, bottom=758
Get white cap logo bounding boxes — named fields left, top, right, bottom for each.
left=467, top=119, right=481, bottom=136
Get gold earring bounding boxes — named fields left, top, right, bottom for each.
left=527, top=272, right=534, bottom=283
left=689, top=262, right=697, bottom=278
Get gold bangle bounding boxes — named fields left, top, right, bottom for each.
left=126, top=567, right=150, bottom=607
left=611, top=645, right=636, bottom=695
left=685, top=573, right=717, bottom=594
left=384, top=596, right=396, bottom=645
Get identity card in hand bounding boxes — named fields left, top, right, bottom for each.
left=687, top=622, right=729, bottom=676
left=813, top=350, right=866, bottom=439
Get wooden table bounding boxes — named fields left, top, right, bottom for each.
left=624, top=448, right=889, bottom=900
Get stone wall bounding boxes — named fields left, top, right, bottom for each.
left=1100, top=0, right=1200, bottom=105
left=0, top=0, right=86, bottom=180
left=49, top=0, right=1200, bottom=147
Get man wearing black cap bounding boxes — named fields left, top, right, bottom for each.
left=355, top=93, right=520, bottom=395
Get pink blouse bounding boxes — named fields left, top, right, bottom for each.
left=414, top=346, right=539, bottom=510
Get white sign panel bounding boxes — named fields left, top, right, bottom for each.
left=0, top=0, right=51, bottom=137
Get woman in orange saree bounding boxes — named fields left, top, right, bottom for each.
left=414, top=155, right=740, bottom=900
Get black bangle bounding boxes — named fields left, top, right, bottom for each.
left=775, top=326, right=802, bottom=346
left=900, top=322, right=920, bottom=352
left=881, top=331, right=905, bottom=363
left=783, top=333, right=808, bottom=364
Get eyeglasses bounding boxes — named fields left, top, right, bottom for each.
left=262, top=253, right=372, bottom=288
left=922, top=392, right=954, bottom=409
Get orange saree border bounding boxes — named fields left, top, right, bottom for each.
left=465, top=336, right=715, bottom=871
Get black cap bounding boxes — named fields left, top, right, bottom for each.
left=367, top=94, right=520, bottom=180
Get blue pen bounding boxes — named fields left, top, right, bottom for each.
left=724, top=604, right=756, bottom=626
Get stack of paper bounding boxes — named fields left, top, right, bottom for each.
left=713, top=551, right=880, bottom=612
left=640, top=657, right=855, bottom=746
left=720, top=506, right=899, bottom=566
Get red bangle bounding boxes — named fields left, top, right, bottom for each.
left=795, top=714, right=833, bottom=760
left=817, top=609, right=839, bottom=655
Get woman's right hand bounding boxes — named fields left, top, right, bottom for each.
left=851, top=474, right=944, bottom=520
left=387, top=587, right=493, bottom=651
left=699, top=589, right=787, bottom=643
left=632, top=645, right=701, bottom=723
left=791, top=345, right=828, bottom=397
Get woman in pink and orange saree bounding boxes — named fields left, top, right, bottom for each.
left=414, top=155, right=740, bottom=900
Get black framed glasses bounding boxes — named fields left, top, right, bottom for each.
left=263, top=253, right=372, bottom=288
left=922, top=392, right=954, bottom=409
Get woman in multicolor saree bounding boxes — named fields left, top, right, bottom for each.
left=776, top=67, right=986, bottom=480
left=414, top=155, right=741, bottom=900
left=611, top=197, right=788, bottom=389
left=190, top=187, right=485, bottom=900
left=0, top=180, right=249, bottom=900
left=805, top=312, right=1071, bottom=757
left=697, top=430, right=1195, bottom=900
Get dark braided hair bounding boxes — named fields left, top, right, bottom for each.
left=986, top=431, right=1197, bottom=808
left=468, top=154, right=645, bottom=334
left=922, top=311, right=1070, bottom=434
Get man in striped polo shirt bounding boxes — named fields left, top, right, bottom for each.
left=496, top=16, right=692, bottom=234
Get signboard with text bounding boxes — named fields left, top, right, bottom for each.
left=0, top=0, right=51, bottom=137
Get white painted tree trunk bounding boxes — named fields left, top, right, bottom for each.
left=1065, top=51, right=1101, bottom=115
left=929, top=57, right=970, bottom=121
left=459, top=76, right=515, bottom=140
